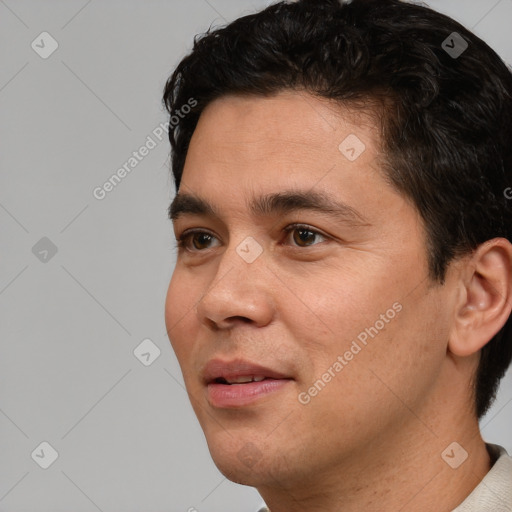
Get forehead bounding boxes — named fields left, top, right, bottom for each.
left=181, top=91, right=384, bottom=197
left=192, top=90, right=380, bottom=151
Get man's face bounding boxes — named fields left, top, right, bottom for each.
left=165, top=91, right=456, bottom=487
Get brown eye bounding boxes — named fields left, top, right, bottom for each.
left=176, top=230, right=219, bottom=251
left=293, top=228, right=317, bottom=246
left=191, top=233, right=214, bottom=250
left=285, top=225, right=327, bottom=247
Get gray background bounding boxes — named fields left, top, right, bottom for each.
left=1, top=1, right=511, bottom=511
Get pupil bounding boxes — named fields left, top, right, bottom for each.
left=295, top=229, right=315, bottom=246
left=194, top=233, right=211, bottom=249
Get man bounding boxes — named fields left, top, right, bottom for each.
left=163, top=0, right=512, bottom=510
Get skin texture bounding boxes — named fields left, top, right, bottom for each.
left=165, top=91, right=512, bottom=511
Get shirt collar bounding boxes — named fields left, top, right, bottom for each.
left=452, top=443, right=512, bottom=511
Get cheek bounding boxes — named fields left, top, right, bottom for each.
left=289, top=257, right=439, bottom=390
left=295, top=291, right=447, bottom=449
left=165, top=271, right=199, bottom=362
left=338, top=286, right=449, bottom=412
left=272, top=264, right=403, bottom=395
left=384, top=287, right=451, bottom=377
left=288, top=262, right=401, bottom=343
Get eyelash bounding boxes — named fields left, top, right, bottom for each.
left=175, top=224, right=328, bottom=252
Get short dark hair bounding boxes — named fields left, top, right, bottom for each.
left=163, top=0, right=512, bottom=418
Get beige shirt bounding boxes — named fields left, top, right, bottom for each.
left=258, top=444, right=512, bottom=512
left=452, top=443, right=512, bottom=511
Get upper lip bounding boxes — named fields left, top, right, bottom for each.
left=202, top=358, right=292, bottom=384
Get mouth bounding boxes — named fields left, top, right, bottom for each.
left=202, top=359, right=293, bottom=408
left=213, top=375, right=269, bottom=384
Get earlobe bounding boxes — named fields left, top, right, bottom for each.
left=449, top=238, right=512, bottom=357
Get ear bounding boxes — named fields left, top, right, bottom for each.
left=449, top=238, right=512, bottom=357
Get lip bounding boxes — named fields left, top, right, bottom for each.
left=202, top=358, right=293, bottom=408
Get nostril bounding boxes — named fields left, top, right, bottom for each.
left=227, top=315, right=252, bottom=323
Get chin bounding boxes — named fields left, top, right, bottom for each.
left=209, top=448, right=268, bottom=486
left=202, top=430, right=272, bottom=485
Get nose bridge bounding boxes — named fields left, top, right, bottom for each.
left=196, top=235, right=273, bottom=327
left=214, top=233, right=267, bottom=289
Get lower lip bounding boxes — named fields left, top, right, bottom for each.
left=206, top=379, right=291, bottom=408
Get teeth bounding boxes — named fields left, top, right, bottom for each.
left=229, top=376, right=254, bottom=384
left=224, top=375, right=266, bottom=384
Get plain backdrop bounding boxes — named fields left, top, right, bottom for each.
left=1, top=1, right=511, bottom=511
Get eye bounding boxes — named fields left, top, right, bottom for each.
left=175, top=230, right=219, bottom=251
left=283, top=224, right=328, bottom=248
left=175, top=224, right=328, bottom=253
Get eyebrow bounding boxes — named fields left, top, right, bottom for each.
left=168, top=190, right=369, bottom=225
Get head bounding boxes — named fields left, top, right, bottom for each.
left=163, top=0, right=512, bottom=490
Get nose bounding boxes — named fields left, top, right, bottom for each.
left=195, top=242, right=275, bottom=330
